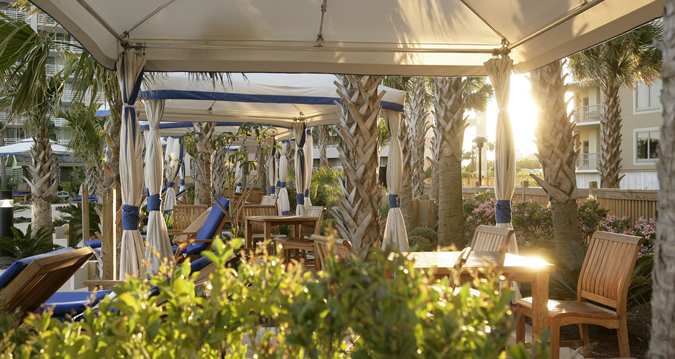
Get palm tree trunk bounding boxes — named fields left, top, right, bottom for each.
left=530, top=60, right=583, bottom=275
left=649, top=2, right=675, bottom=355
left=319, top=125, right=330, bottom=167
left=26, top=123, right=58, bottom=236
left=332, top=75, right=383, bottom=258
left=194, top=122, right=214, bottom=205
left=433, top=78, right=466, bottom=247
left=399, top=117, right=415, bottom=229
left=429, top=113, right=441, bottom=203
left=407, top=77, right=429, bottom=199
left=600, top=81, right=623, bottom=188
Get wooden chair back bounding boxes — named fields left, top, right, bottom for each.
left=0, top=248, right=94, bottom=314
left=312, top=235, right=351, bottom=271
left=577, top=231, right=640, bottom=314
left=242, top=204, right=277, bottom=232
left=172, top=204, right=208, bottom=234
left=470, top=225, right=513, bottom=253
left=303, top=206, right=325, bottom=236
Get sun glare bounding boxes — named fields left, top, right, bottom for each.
left=465, top=74, right=539, bottom=158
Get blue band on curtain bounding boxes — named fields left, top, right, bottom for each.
left=296, top=193, right=305, bottom=205
left=277, top=181, right=286, bottom=188
left=388, top=194, right=400, bottom=208
left=147, top=194, right=161, bottom=211
left=495, top=200, right=512, bottom=223
left=268, top=186, right=275, bottom=194
left=282, top=210, right=290, bottom=215
left=122, top=205, right=140, bottom=230
left=168, top=182, right=175, bottom=187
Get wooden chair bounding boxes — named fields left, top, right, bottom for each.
left=171, top=204, right=208, bottom=235
left=513, top=231, right=641, bottom=359
left=470, top=225, right=513, bottom=254
left=0, top=247, right=94, bottom=316
left=312, top=235, right=352, bottom=271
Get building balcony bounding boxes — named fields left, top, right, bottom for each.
left=37, top=13, right=57, bottom=27
left=1, top=8, right=26, bottom=22
left=574, top=104, right=603, bottom=124
left=577, top=152, right=598, bottom=171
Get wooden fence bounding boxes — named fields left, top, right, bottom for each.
left=462, top=187, right=657, bottom=221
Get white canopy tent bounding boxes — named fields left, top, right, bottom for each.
left=0, top=139, right=71, bottom=157
left=32, top=1, right=660, bottom=76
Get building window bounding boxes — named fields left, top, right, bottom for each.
left=635, top=128, right=659, bottom=162
left=634, top=79, right=662, bottom=112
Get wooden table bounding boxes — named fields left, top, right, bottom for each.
left=244, top=215, right=318, bottom=250
left=403, top=251, right=553, bottom=343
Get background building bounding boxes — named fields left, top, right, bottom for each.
left=571, top=79, right=661, bottom=190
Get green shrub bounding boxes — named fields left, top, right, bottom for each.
left=577, top=199, right=608, bottom=240
left=54, top=204, right=100, bottom=247
left=0, top=225, right=58, bottom=259
left=1, top=238, right=541, bottom=358
left=408, top=227, right=437, bottom=251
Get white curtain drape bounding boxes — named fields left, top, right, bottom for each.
left=163, top=137, right=180, bottom=212
left=293, top=123, right=306, bottom=215
left=143, top=99, right=174, bottom=274
left=277, top=141, right=290, bottom=215
left=117, top=50, right=146, bottom=279
left=266, top=144, right=276, bottom=196
left=382, top=111, right=409, bottom=251
left=303, top=127, right=313, bottom=208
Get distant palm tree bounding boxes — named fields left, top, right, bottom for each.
left=569, top=22, right=662, bottom=188
left=406, top=77, right=430, bottom=200
left=61, top=104, right=105, bottom=196
left=432, top=77, right=491, bottom=247
left=0, top=13, right=63, bottom=236
left=64, top=51, right=122, bottom=196
left=531, top=60, right=583, bottom=277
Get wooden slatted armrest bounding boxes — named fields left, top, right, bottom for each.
left=84, top=279, right=123, bottom=291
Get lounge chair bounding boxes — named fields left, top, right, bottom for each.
left=0, top=247, right=97, bottom=317
left=174, top=196, right=231, bottom=261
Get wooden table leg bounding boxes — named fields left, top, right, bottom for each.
left=245, top=219, right=252, bottom=250
left=531, top=272, right=550, bottom=347
left=264, top=222, right=273, bottom=254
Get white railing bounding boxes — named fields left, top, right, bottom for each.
left=577, top=152, right=598, bottom=171
left=3, top=138, right=20, bottom=145
left=57, top=138, right=70, bottom=146
left=575, top=104, right=603, bottom=123
left=52, top=117, right=67, bottom=127
left=1, top=9, right=26, bottom=22
left=37, top=13, right=57, bottom=26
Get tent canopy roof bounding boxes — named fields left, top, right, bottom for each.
left=31, top=0, right=661, bottom=75
left=136, top=73, right=404, bottom=128
left=0, top=139, right=71, bottom=156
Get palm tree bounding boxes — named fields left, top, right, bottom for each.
left=406, top=77, right=429, bottom=199
left=650, top=4, right=675, bottom=355
left=432, top=77, right=491, bottom=247
left=61, top=104, right=105, bottom=196
left=333, top=75, right=383, bottom=258
left=0, top=13, right=63, bottom=236
left=530, top=60, right=584, bottom=276
left=569, top=22, right=661, bottom=188
left=64, top=51, right=122, bottom=197
left=193, top=121, right=214, bottom=205
left=318, top=125, right=331, bottom=167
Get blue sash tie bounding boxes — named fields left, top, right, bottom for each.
left=147, top=194, right=161, bottom=211
left=388, top=194, right=400, bottom=208
left=495, top=200, right=512, bottom=223
left=122, top=205, right=140, bottom=230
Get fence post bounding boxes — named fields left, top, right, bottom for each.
left=521, top=180, right=529, bottom=202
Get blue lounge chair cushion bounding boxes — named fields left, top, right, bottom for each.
left=0, top=248, right=76, bottom=290
left=84, top=239, right=101, bottom=249
left=190, top=256, right=212, bottom=272
left=41, top=290, right=111, bottom=318
left=195, top=196, right=229, bottom=240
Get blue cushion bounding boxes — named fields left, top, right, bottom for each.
left=184, top=242, right=210, bottom=256
left=195, top=197, right=229, bottom=240
left=190, top=256, right=212, bottom=272
left=84, top=239, right=101, bottom=249
left=0, top=248, right=76, bottom=290
left=41, top=290, right=111, bottom=318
